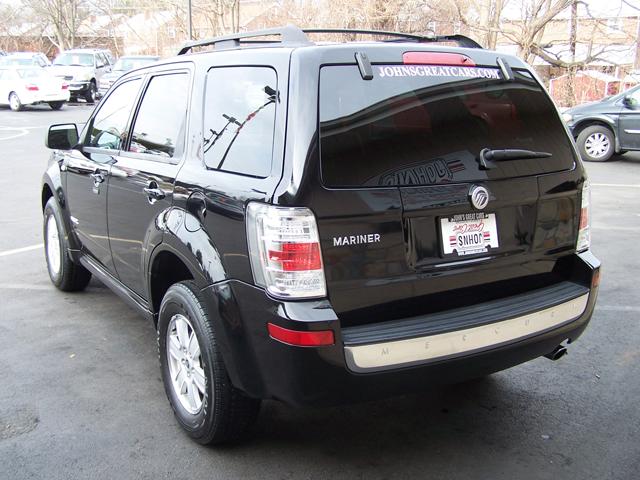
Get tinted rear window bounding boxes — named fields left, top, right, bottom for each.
left=320, top=65, right=576, bottom=187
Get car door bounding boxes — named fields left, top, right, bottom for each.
left=94, top=52, right=110, bottom=83
left=63, top=77, right=143, bottom=273
left=106, top=68, right=190, bottom=298
left=618, top=87, right=640, bottom=150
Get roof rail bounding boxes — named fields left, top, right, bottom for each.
left=177, top=24, right=482, bottom=55
left=177, top=24, right=310, bottom=55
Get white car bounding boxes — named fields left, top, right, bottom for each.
left=0, top=52, right=51, bottom=68
left=0, top=67, right=70, bottom=111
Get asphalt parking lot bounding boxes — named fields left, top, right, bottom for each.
left=0, top=102, right=638, bottom=480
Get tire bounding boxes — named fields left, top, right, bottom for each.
left=158, top=281, right=260, bottom=445
left=84, top=81, right=96, bottom=104
left=577, top=125, right=615, bottom=162
left=9, top=92, right=22, bottom=111
left=43, top=197, right=92, bottom=291
left=48, top=101, right=64, bottom=110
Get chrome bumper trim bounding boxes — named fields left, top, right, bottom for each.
left=344, top=293, right=589, bottom=373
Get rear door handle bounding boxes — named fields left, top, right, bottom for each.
left=143, top=182, right=166, bottom=203
left=90, top=172, right=105, bottom=184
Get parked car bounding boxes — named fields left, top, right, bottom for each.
left=0, top=66, right=69, bottom=110
left=0, top=52, right=51, bottom=68
left=51, top=48, right=111, bottom=103
left=41, top=26, right=600, bottom=445
left=562, top=84, right=640, bottom=161
left=97, top=55, right=160, bottom=99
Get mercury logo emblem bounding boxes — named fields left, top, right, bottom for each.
left=469, top=185, right=490, bottom=210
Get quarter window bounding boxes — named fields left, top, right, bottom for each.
left=128, top=73, right=189, bottom=159
left=203, top=67, right=277, bottom=177
left=87, top=79, right=141, bottom=150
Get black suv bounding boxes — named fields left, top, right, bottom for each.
left=41, top=26, right=600, bottom=445
left=563, top=84, right=640, bottom=162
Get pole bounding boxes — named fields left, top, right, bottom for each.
left=188, top=0, right=193, bottom=40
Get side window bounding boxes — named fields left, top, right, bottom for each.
left=203, top=67, right=277, bottom=177
left=87, top=79, right=141, bottom=150
left=128, top=73, right=189, bottom=159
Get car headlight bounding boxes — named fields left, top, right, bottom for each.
left=77, top=71, right=92, bottom=82
left=561, top=113, right=573, bottom=123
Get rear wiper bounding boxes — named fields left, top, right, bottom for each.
left=477, top=148, right=552, bottom=170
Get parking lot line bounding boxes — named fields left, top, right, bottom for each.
left=596, top=305, right=640, bottom=313
left=0, top=283, right=52, bottom=291
left=0, top=244, right=43, bottom=257
left=591, top=183, right=640, bottom=188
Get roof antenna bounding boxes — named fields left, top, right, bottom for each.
left=355, top=52, right=373, bottom=80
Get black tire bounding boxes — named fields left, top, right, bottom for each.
left=84, top=81, right=96, bottom=104
left=43, top=197, right=92, bottom=291
left=576, top=125, right=615, bottom=162
left=158, top=281, right=260, bottom=445
left=9, top=92, right=22, bottom=111
left=48, top=101, right=64, bottom=110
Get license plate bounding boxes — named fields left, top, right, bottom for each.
left=440, top=213, right=499, bottom=257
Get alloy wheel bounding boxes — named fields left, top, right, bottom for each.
left=46, top=214, right=61, bottom=276
left=166, top=314, right=206, bottom=415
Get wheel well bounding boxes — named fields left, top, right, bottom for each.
left=573, top=120, right=615, bottom=139
left=149, top=250, right=193, bottom=323
left=42, top=184, right=53, bottom=211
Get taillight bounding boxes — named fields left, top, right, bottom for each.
left=62, top=83, right=69, bottom=90
left=26, top=84, right=39, bottom=91
left=246, top=203, right=326, bottom=299
left=577, top=180, right=591, bottom=252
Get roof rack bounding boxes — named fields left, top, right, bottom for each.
left=177, top=24, right=482, bottom=55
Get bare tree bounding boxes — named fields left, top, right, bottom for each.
left=25, top=0, right=90, bottom=51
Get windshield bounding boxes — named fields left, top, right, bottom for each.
left=54, top=53, right=94, bottom=67
left=320, top=65, right=576, bottom=187
left=1, top=58, right=33, bottom=66
left=113, top=57, right=157, bottom=72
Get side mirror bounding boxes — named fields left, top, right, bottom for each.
left=623, top=95, right=638, bottom=109
left=46, top=123, right=78, bottom=150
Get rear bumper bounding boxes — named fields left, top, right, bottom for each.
left=202, top=251, right=600, bottom=407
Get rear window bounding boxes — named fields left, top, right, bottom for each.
left=319, top=65, right=576, bottom=187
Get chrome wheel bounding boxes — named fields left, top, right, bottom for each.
left=584, top=132, right=611, bottom=159
left=166, top=314, right=206, bottom=415
left=46, top=214, right=61, bottom=277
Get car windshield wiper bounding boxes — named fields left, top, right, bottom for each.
left=477, top=148, right=552, bottom=170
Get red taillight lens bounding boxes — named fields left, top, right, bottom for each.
left=403, top=52, right=476, bottom=66
left=62, top=83, right=69, bottom=90
left=579, top=206, right=589, bottom=230
left=268, top=243, right=321, bottom=271
left=267, top=323, right=334, bottom=347
left=26, top=84, right=39, bottom=91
